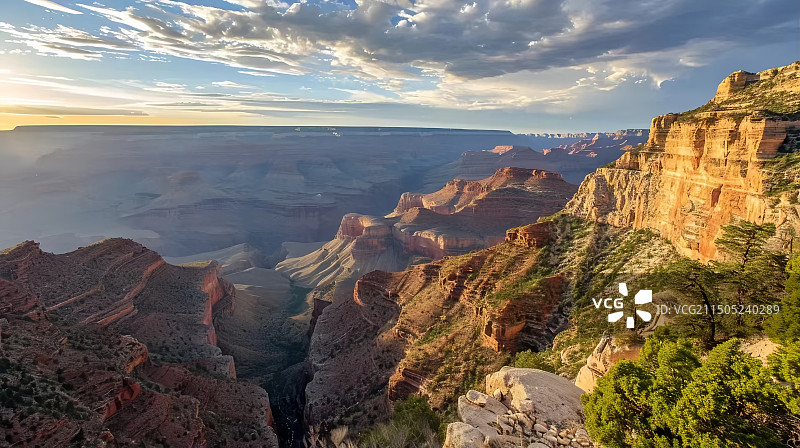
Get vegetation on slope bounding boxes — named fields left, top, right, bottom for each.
left=679, top=61, right=800, bottom=123
left=651, top=222, right=787, bottom=345
left=582, top=221, right=800, bottom=447
left=583, top=334, right=800, bottom=448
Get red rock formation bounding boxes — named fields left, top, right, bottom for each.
left=506, top=222, right=552, bottom=248
left=279, top=168, right=576, bottom=288
left=0, top=278, right=37, bottom=315
left=426, top=130, right=648, bottom=186
left=0, top=238, right=279, bottom=447
left=482, top=274, right=564, bottom=352
left=567, top=63, right=800, bottom=260
left=306, top=223, right=568, bottom=428
left=388, top=367, right=430, bottom=401
left=100, top=378, right=141, bottom=420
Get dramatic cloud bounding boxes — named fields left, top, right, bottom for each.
left=0, top=0, right=796, bottom=130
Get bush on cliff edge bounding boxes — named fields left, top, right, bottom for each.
left=582, top=336, right=799, bottom=448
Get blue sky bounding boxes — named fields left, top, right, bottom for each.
left=0, top=0, right=796, bottom=132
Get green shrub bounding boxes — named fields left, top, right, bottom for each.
left=583, top=337, right=798, bottom=447
left=513, top=349, right=556, bottom=373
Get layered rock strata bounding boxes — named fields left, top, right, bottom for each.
left=425, top=129, right=648, bottom=186
left=304, top=221, right=572, bottom=431
left=566, top=62, right=800, bottom=260
left=278, top=168, right=576, bottom=288
left=0, top=239, right=278, bottom=446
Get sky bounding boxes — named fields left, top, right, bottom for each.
left=0, top=0, right=797, bottom=133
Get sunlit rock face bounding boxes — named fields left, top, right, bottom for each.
left=566, top=62, right=800, bottom=260
left=277, top=167, right=577, bottom=288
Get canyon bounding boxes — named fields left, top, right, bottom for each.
left=0, top=239, right=279, bottom=446
left=3, top=60, right=800, bottom=448
left=277, top=167, right=577, bottom=288
left=425, top=130, right=647, bottom=187
left=301, top=62, right=800, bottom=441
left=0, top=127, right=579, bottom=259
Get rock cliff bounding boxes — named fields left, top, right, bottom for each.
left=277, top=168, right=577, bottom=288
left=303, top=218, right=582, bottom=431
left=566, top=62, right=800, bottom=260
left=573, top=337, right=643, bottom=393
left=0, top=239, right=279, bottom=446
left=303, top=210, right=682, bottom=432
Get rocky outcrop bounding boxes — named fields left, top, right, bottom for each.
left=304, top=220, right=575, bottom=430
left=0, top=239, right=279, bottom=447
left=482, top=274, right=565, bottom=352
left=566, top=62, right=800, bottom=260
left=713, top=70, right=761, bottom=102
left=574, top=337, right=643, bottom=393
left=278, top=168, right=576, bottom=288
left=506, top=222, right=552, bottom=248
left=444, top=368, right=596, bottom=448
left=276, top=214, right=407, bottom=288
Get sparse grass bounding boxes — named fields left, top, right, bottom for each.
left=763, top=152, right=800, bottom=197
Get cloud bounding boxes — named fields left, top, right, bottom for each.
left=239, top=70, right=276, bottom=77
left=212, top=81, right=258, bottom=89
left=88, top=0, right=793, bottom=86
left=2, top=0, right=796, bottom=115
left=22, top=0, right=82, bottom=15
left=0, top=105, right=147, bottom=116
left=0, top=22, right=134, bottom=60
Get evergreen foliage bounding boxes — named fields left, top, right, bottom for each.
left=583, top=336, right=799, bottom=447
left=651, top=221, right=786, bottom=344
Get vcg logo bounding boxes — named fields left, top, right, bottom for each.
left=592, top=283, right=653, bottom=329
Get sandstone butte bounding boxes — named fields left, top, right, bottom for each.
left=277, top=167, right=577, bottom=288
left=0, top=239, right=279, bottom=447
left=302, top=62, right=800, bottom=435
left=566, top=62, right=800, bottom=261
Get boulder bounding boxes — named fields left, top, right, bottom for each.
left=458, top=396, right=500, bottom=439
left=485, top=367, right=585, bottom=426
left=574, top=337, right=642, bottom=393
left=444, top=422, right=485, bottom=448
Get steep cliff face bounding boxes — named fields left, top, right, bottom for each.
left=0, top=239, right=279, bottom=447
left=304, top=208, right=683, bottom=432
left=278, top=168, right=576, bottom=288
left=304, top=219, right=580, bottom=431
left=566, top=62, right=800, bottom=260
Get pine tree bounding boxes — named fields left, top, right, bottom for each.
left=652, top=259, right=721, bottom=345
left=766, top=256, right=800, bottom=343
left=712, top=221, right=786, bottom=329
